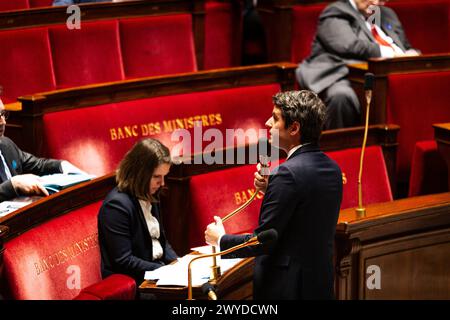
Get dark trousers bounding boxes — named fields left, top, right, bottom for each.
left=320, top=79, right=361, bottom=130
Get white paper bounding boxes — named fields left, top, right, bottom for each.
left=144, top=253, right=242, bottom=287
left=0, top=200, right=32, bottom=217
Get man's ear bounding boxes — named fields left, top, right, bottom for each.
left=289, top=121, right=300, bottom=136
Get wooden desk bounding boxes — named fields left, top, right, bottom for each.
left=434, top=123, right=450, bottom=190
left=139, top=257, right=255, bottom=300
left=348, top=54, right=450, bottom=124
left=335, top=192, right=450, bottom=299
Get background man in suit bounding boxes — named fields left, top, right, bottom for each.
left=0, top=88, right=84, bottom=201
left=297, top=0, right=419, bottom=129
left=205, top=90, right=343, bottom=299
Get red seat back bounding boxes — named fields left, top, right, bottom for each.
left=204, top=1, right=237, bottom=69
left=0, top=0, right=29, bottom=12
left=42, top=84, right=280, bottom=176
left=408, top=140, right=448, bottom=196
left=120, top=14, right=197, bottom=78
left=326, top=146, right=392, bottom=209
left=386, top=0, right=450, bottom=54
left=0, top=27, right=56, bottom=102
left=3, top=201, right=103, bottom=300
left=387, top=71, right=450, bottom=182
left=49, top=20, right=125, bottom=88
left=29, top=0, right=53, bottom=7
left=188, top=164, right=263, bottom=248
left=291, top=4, right=326, bottom=63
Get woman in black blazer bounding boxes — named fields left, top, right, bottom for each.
left=98, top=138, right=178, bottom=283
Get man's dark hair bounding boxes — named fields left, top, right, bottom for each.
left=272, top=90, right=326, bottom=144
left=116, top=138, right=171, bottom=202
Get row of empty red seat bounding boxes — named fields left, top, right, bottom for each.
left=0, top=15, right=197, bottom=103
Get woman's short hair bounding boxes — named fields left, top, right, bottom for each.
left=272, top=90, right=326, bottom=144
left=116, top=138, right=171, bottom=202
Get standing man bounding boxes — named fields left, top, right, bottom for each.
left=205, top=90, right=343, bottom=299
left=297, top=0, right=419, bottom=129
left=0, top=88, right=84, bottom=202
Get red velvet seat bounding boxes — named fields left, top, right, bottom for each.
left=386, top=0, right=450, bottom=54
left=120, top=14, right=197, bottom=78
left=29, top=0, right=53, bottom=7
left=49, top=20, right=125, bottom=88
left=42, top=83, right=280, bottom=176
left=188, top=164, right=263, bottom=248
left=387, top=71, right=450, bottom=183
left=204, top=1, right=237, bottom=69
left=0, top=27, right=56, bottom=102
left=0, top=0, right=29, bottom=12
left=2, top=202, right=135, bottom=300
left=326, top=146, right=393, bottom=209
left=291, top=3, right=326, bottom=63
left=408, top=140, right=448, bottom=196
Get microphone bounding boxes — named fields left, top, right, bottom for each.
left=187, top=229, right=278, bottom=300
left=201, top=282, right=218, bottom=300
left=356, top=73, right=375, bottom=217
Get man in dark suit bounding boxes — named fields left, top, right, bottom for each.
left=205, top=90, right=343, bottom=299
left=297, top=0, right=419, bottom=129
left=0, top=91, right=84, bottom=201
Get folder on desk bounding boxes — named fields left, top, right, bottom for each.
left=40, top=173, right=96, bottom=194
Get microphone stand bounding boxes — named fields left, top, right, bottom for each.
left=209, top=156, right=269, bottom=282
left=188, top=236, right=260, bottom=300
left=356, top=77, right=373, bottom=218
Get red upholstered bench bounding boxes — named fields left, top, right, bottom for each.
left=386, top=0, right=450, bottom=54
left=188, top=164, right=263, bottom=248
left=408, top=140, right=448, bottom=197
left=0, top=0, right=29, bottom=12
left=42, top=83, right=280, bottom=176
left=0, top=14, right=197, bottom=101
left=291, top=3, right=327, bottom=63
left=1, top=202, right=136, bottom=300
left=387, top=70, right=450, bottom=184
left=326, top=146, right=393, bottom=209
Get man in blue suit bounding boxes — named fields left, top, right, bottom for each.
left=205, top=90, right=343, bottom=299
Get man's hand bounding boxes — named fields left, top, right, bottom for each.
left=254, top=163, right=269, bottom=194
left=11, top=174, right=49, bottom=196
left=205, top=216, right=225, bottom=247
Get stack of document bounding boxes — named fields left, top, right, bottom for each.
left=39, top=173, right=96, bottom=194
left=144, top=246, right=242, bottom=287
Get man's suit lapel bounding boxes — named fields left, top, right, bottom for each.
left=341, top=1, right=375, bottom=42
left=381, top=20, right=407, bottom=51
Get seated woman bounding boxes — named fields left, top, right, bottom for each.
left=98, top=138, right=178, bottom=283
